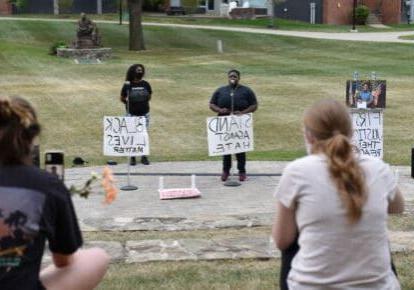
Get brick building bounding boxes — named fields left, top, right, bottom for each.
left=0, top=0, right=12, bottom=15
left=275, top=0, right=401, bottom=25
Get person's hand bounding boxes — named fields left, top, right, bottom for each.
left=219, top=108, right=230, bottom=114
left=233, top=111, right=242, bottom=115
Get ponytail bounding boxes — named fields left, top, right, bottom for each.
left=323, top=134, right=366, bottom=223
left=304, top=99, right=367, bottom=224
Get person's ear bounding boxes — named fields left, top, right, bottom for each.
left=304, top=129, right=316, bottom=145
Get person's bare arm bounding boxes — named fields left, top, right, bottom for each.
left=209, top=103, right=229, bottom=114
left=272, top=201, right=298, bottom=250
left=388, top=188, right=404, bottom=214
left=52, top=253, right=74, bottom=268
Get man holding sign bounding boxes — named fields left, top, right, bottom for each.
left=209, top=69, right=258, bottom=182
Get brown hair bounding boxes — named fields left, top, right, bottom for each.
left=304, top=99, right=366, bottom=224
left=0, top=96, right=41, bottom=165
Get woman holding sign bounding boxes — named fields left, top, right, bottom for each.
left=272, top=99, right=404, bottom=289
left=0, top=96, right=109, bottom=290
left=209, top=69, right=258, bottom=182
left=120, top=64, right=152, bottom=166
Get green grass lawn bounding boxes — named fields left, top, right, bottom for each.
left=1, top=18, right=414, bottom=165
left=83, top=225, right=414, bottom=290
left=7, top=13, right=414, bottom=32
left=97, top=253, right=414, bottom=290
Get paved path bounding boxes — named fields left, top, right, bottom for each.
left=66, top=161, right=414, bottom=232
left=1, top=16, right=414, bottom=43
left=48, top=161, right=414, bottom=264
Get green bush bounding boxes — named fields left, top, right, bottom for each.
left=49, top=41, right=67, bottom=55
left=59, top=0, right=74, bottom=13
left=8, top=0, right=27, bottom=9
left=355, top=5, right=369, bottom=25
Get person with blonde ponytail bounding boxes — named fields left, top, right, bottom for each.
left=272, top=99, right=404, bottom=289
left=0, top=96, right=109, bottom=290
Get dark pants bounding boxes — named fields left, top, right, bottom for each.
left=223, top=153, right=246, bottom=173
left=279, top=238, right=398, bottom=290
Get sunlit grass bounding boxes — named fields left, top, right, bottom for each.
left=1, top=19, right=414, bottom=165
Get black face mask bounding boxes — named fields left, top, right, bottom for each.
left=135, top=72, right=144, bottom=79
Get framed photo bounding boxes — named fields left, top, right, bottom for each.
left=346, top=80, right=386, bottom=109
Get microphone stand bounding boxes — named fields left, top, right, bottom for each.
left=121, top=81, right=138, bottom=191
left=223, top=85, right=241, bottom=187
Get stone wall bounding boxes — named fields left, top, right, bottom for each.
left=0, top=0, right=12, bottom=15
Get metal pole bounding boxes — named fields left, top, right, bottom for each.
left=352, top=0, right=357, bottom=31
left=412, top=147, right=414, bottom=178
left=119, top=0, right=123, bottom=25
left=121, top=83, right=138, bottom=191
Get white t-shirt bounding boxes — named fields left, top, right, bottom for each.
left=274, top=154, right=401, bottom=290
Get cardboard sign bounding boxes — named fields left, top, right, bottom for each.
left=351, top=109, right=383, bottom=159
left=207, top=114, right=254, bottom=156
left=103, top=116, right=149, bottom=156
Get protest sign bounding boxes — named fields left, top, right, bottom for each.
left=206, top=113, right=254, bottom=156
left=103, top=116, right=149, bottom=156
left=351, top=109, right=383, bottom=159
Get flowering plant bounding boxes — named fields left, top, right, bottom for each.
left=69, top=166, right=118, bottom=204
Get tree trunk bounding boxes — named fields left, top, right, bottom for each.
left=128, top=0, right=145, bottom=51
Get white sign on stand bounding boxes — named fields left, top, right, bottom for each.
left=103, top=116, right=149, bottom=156
left=206, top=113, right=254, bottom=156
left=351, top=109, right=383, bottom=159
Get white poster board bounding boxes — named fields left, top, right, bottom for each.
left=103, top=116, right=149, bottom=156
left=207, top=113, right=254, bottom=156
left=351, top=109, right=383, bottom=159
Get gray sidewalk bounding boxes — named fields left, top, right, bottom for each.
left=60, top=161, right=414, bottom=264
left=67, top=161, right=287, bottom=231
left=67, top=161, right=414, bottom=232
left=2, top=17, right=414, bottom=43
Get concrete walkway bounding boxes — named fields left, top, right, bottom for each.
left=58, top=161, right=414, bottom=264
left=1, top=16, right=414, bottom=43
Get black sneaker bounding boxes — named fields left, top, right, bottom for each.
left=130, top=157, right=137, bottom=166
left=141, top=156, right=150, bottom=165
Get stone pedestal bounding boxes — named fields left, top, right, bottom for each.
left=56, top=47, right=112, bottom=60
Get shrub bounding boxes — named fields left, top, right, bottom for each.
left=59, top=0, right=74, bottom=13
left=355, top=5, right=369, bottom=25
left=49, top=41, right=67, bottom=55
left=8, top=0, right=27, bottom=9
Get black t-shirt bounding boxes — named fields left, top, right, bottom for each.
left=210, top=84, right=257, bottom=116
left=121, top=80, right=152, bottom=116
left=0, top=165, right=83, bottom=290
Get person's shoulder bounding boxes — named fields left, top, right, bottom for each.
left=24, top=166, right=69, bottom=198
left=213, top=85, right=229, bottom=94
left=283, top=154, right=323, bottom=173
left=358, top=155, right=388, bottom=171
left=240, top=85, right=256, bottom=94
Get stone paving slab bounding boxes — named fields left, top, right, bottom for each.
left=42, top=231, right=414, bottom=265
left=66, top=162, right=414, bottom=232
